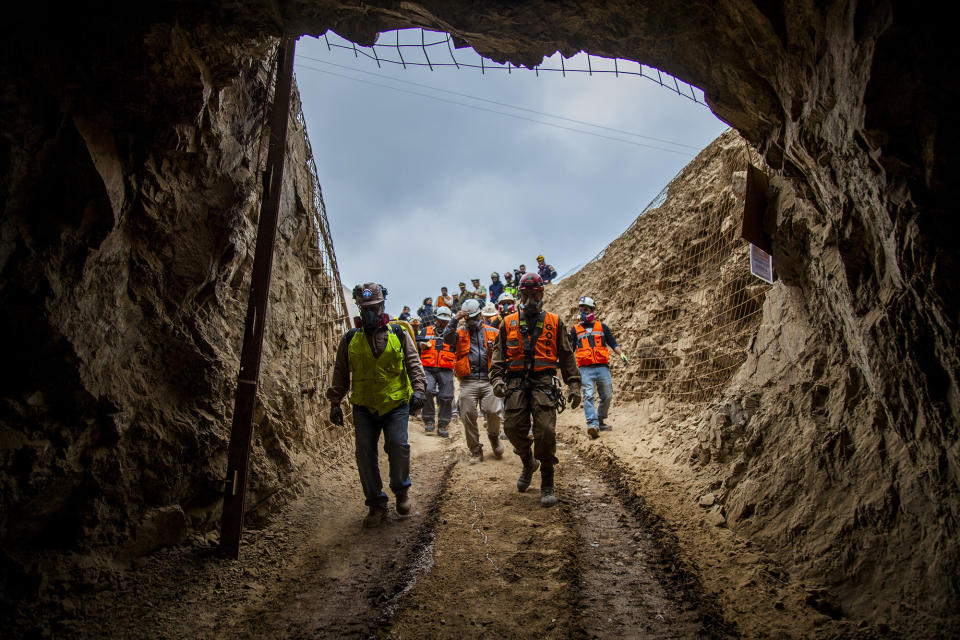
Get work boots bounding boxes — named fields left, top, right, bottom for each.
left=396, top=491, right=411, bottom=515
left=363, top=505, right=388, bottom=528
left=437, top=425, right=449, bottom=438
left=516, top=453, right=540, bottom=492
left=540, top=464, right=556, bottom=507
left=489, top=435, right=505, bottom=459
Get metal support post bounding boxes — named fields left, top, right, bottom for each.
left=219, top=36, right=297, bottom=559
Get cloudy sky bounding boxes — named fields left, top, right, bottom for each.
left=294, top=30, right=728, bottom=317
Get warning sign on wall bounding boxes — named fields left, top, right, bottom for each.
left=749, top=243, right=774, bottom=284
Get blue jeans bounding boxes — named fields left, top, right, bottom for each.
left=352, top=404, right=412, bottom=507
left=580, top=365, right=613, bottom=427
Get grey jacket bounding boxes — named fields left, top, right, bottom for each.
left=443, top=320, right=493, bottom=381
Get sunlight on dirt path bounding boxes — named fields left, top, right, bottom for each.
left=384, top=439, right=710, bottom=639
left=219, top=427, right=454, bottom=639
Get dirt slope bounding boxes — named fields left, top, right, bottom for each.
left=547, top=130, right=959, bottom=634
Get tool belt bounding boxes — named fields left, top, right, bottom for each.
left=504, top=374, right=565, bottom=414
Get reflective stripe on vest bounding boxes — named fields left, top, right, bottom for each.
left=348, top=328, right=412, bottom=415
left=454, top=324, right=498, bottom=378
left=574, top=321, right=610, bottom=367
left=419, top=325, right=456, bottom=369
left=503, top=311, right=560, bottom=373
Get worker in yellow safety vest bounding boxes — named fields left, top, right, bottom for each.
left=326, top=283, right=426, bottom=528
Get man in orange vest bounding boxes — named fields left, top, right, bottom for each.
left=443, top=298, right=503, bottom=462
left=417, top=306, right=456, bottom=438
left=437, top=286, right=453, bottom=310
left=569, top=296, right=628, bottom=439
left=491, top=273, right=581, bottom=507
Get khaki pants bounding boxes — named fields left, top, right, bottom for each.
left=458, top=379, right=502, bottom=454
left=502, top=387, right=558, bottom=465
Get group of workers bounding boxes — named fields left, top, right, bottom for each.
left=398, top=254, right=559, bottom=329
left=326, top=265, right=626, bottom=528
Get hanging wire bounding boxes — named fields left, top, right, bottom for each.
left=307, top=28, right=709, bottom=106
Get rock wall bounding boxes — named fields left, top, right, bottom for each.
left=550, top=130, right=959, bottom=631
left=2, top=1, right=957, bottom=632
left=0, top=23, right=335, bottom=596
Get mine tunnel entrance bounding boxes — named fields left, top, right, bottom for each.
left=2, top=4, right=957, bottom=638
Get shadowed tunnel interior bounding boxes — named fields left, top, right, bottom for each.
left=1, top=1, right=957, bottom=635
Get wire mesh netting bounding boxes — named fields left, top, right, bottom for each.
left=290, top=91, right=355, bottom=458
left=554, top=132, right=771, bottom=413
left=302, top=28, right=708, bottom=106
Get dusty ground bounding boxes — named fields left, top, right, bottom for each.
left=8, top=401, right=892, bottom=639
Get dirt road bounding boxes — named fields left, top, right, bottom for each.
left=19, top=414, right=728, bottom=639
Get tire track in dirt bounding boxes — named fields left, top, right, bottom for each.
left=218, top=430, right=455, bottom=639
left=383, top=440, right=718, bottom=639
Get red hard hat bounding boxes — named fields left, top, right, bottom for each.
left=518, top=272, right=544, bottom=292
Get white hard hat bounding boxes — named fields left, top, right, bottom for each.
left=435, top=306, right=453, bottom=321
left=482, top=302, right=498, bottom=317
left=498, top=292, right=515, bottom=303
left=578, top=295, right=596, bottom=308
left=461, top=298, right=482, bottom=318
left=409, top=315, right=421, bottom=323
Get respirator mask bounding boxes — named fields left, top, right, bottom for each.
left=579, top=311, right=595, bottom=323
left=360, top=305, right=383, bottom=330
left=523, top=298, right=542, bottom=315
left=466, top=316, right=481, bottom=330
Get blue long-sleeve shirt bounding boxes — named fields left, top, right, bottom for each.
left=489, top=280, right=504, bottom=302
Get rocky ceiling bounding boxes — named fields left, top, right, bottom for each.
left=1, top=0, right=956, bottom=628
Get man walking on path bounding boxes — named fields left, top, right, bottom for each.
left=327, top=283, right=426, bottom=528
left=489, top=272, right=504, bottom=303
left=536, top=254, right=558, bottom=284
left=444, top=298, right=503, bottom=462
left=417, top=306, right=456, bottom=438
left=569, top=295, right=628, bottom=439
left=491, top=273, right=581, bottom=507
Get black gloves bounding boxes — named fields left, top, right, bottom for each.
left=330, top=404, right=344, bottom=426
left=568, top=388, right=581, bottom=409
left=410, top=392, right=426, bottom=415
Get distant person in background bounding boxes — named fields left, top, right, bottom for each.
left=496, top=291, right=516, bottom=319
left=399, top=306, right=411, bottom=321
left=514, top=264, right=527, bottom=285
left=327, top=283, right=426, bottom=527
left=569, top=295, right=627, bottom=439
left=489, top=272, right=503, bottom=303
left=444, top=299, right=503, bottom=463
left=438, top=286, right=453, bottom=310
left=536, top=254, right=558, bottom=284
left=482, top=302, right=501, bottom=329
left=409, top=315, right=421, bottom=336
left=417, top=306, right=456, bottom=438
left=470, top=278, right=487, bottom=302
left=455, top=282, right=470, bottom=311
left=502, top=271, right=518, bottom=299
left=417, top=297, right=434, bottom=326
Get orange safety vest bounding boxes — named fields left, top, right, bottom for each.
left=454, top=324, right=498, bottom=378
left=437, top=294, right=452, bottom=308
left=503, top=312, right=560, bottom=374
left=573, top=321, right=610, bottom=367
left=419, top=325, right=456, bottom=369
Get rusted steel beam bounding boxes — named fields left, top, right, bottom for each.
left=219, top=36, right=297, bottom=559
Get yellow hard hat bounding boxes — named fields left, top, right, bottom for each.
left=536, top=254, right=544, bottom=261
